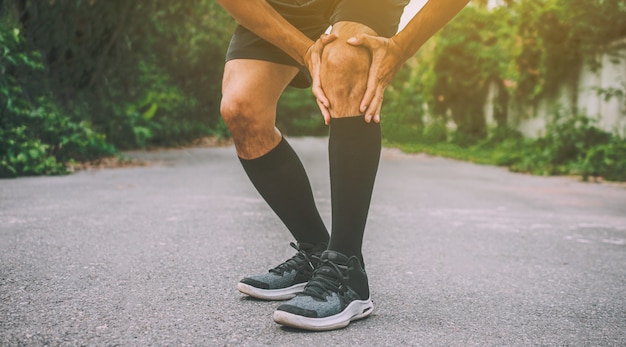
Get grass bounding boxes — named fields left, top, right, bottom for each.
left=385, top=140, right=505, bottom=166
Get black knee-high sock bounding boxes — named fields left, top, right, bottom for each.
left=239, top=137, right=329, bottom=246
left=328, top=116, right=381, bottom=264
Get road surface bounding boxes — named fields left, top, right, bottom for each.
left=1, top=137, right=625, bottom=346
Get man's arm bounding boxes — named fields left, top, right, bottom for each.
left=217, top=0, right=312, bottom=64
left=347, top=0, right=471, bottom=123
left=395, top=0, right=470, bottom=61
left=217, top=0, right=335, bottom=118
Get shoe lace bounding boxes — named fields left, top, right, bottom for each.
left=300, top=256, right=347, bottom=301
left=269, top=242, right=315, bottom=275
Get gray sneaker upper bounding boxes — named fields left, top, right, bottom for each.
left=240, top=242, right=326, bottom=290
left=275, top=250, right=370, bottom=318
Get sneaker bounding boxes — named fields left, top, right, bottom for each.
left=237, top=242, right=326, bottom=300
left=273, top=250, right=373, bottom=331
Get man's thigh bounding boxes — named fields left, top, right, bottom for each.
left=222, top=59, right=299, bottom=109
left=221, top=59, right=299, bottom=158
left=225, top=0, right=331, bottom=89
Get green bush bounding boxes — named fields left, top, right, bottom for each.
left=276, top=88, right=327, bottom=136
left=1, top=25, right=114, bottom=178
left=494, top=113, right=626, bottom=181
left=421, top=118, right=448, bottom=144
left=11, top=1, right=235, bottom=149
left=579, top=140, right=626, bottom=181
left=509, top=114, right=613, bottom=175
left=381, top=64, right=427, bottom=143
left=389, top=113, right=626, bottom=182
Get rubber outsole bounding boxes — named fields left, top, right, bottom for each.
left=273, top=298, right=374, bottom=331
left=237, top=282, right=306, bottom=301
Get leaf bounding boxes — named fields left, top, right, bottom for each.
left=29, top=149, right=41, bottom=159
left=142, top=103, right=158, bottom=120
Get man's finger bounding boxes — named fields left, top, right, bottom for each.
left=307, top=34, right=336, bottom=109
left=347, top=34, right=363, bottom=46
left=361, top=76, right=377, bottom=118
left=363, top=86, right=381, bottom=123
left=316, top=98, right=331, bottom=125
left=347, top=34, right=375, bottom=48
left=361, top=54, right=382, bottom=115
left=310, top=50, right=329, bottom=107
left=348, top=33, right=380, bottom=50
left=361, top=79, right=377, bottom=116
left=312, top=83, right=330, bottom=109
left=365, top=98, right=379, bottom=123
left=353, top=36, right=384, bottom=114
left=365, top=87, right=385, bottom=123
left=374, top=97, right=383, bottom=123
left=320, top=33, right=337, bottom=44
left=311, top=57, right=328, bottom=108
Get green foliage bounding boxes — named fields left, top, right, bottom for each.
left=393, top=112, right=626, bottom=182
left=384, top=0, right=625, bottom=142
left=508, top=113, right=616, bottom=177
left=514, top=0, right=626, bottom=100
left=430, top=5, right=517, bottom=138
left=2, top=0, right=624, bottom=181
left=11, top=0, right=235, bottom=149
left=382, top=1, right=626, bottom=181
left=1, top=24, right=115, bottom=177
left=421, top=119, right=448, bottom=144
left=382, top=4, right=518, bottom=143
left=381, top=63, right=427, bottom=143
left=145, top=1, right=236, bottom=142
left=99, top=61, right=198, bottom=149
left=2, top=1, right=237, bottom=177
left=276, top=88, right=327, bottom=136
left=580, top=140, right=626, bottom=181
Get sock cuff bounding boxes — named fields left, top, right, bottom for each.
left=330, top=115, right=378, bottom=126
left=238, top=137, right=291, bottom=170
left=329, top=117, right=381, bottom=143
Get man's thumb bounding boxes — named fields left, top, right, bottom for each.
left=347, top=35, right=365, bottom=46
left=320, top=33, right=337, bottom=44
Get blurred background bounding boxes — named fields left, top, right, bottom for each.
left=1, top=0, right=625, bottom=180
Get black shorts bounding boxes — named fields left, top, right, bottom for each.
left=225, top=0, right=410, bottom=88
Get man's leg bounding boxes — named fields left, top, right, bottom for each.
left=221, top=59, right=329, bottom=300
left=322, top=22, right=381, bottom=265
left=221, top=59, right=292, bottom=159
left=274, top=22, right=380, bottom=330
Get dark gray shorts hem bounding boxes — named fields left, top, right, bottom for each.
left=225, top=0, right=409, bottom=88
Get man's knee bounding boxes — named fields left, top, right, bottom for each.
left=320, top=37, right=371, bottom=117
left=321, top=41, right=370, bottom=100
left=220, top=92, right=256, bottom=135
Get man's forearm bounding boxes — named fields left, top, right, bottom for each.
left=394, top=0, right=470, bottom=60
left=217, top=0, right=313, bottom=65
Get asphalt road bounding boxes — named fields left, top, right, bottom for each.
left=1, top=137, right=625, bottom=346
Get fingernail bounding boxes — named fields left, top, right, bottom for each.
left=348, top=37, right=356, bottom=43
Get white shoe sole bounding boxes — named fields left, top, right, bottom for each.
left=237, top=282, right=306, bottom=301
left=273, top=298, right=374, bottom=331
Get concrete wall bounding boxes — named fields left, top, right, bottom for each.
left=489, top=38, right=626, bottom=138
left=577, top=39, right=626, bottom=136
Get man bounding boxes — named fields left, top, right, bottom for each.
left=218, top=0, right=470, bottom=331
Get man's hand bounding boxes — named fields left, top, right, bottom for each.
left=304, top=34, right=337, bottom=125
left=347, top=35, right=405, bottom=123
